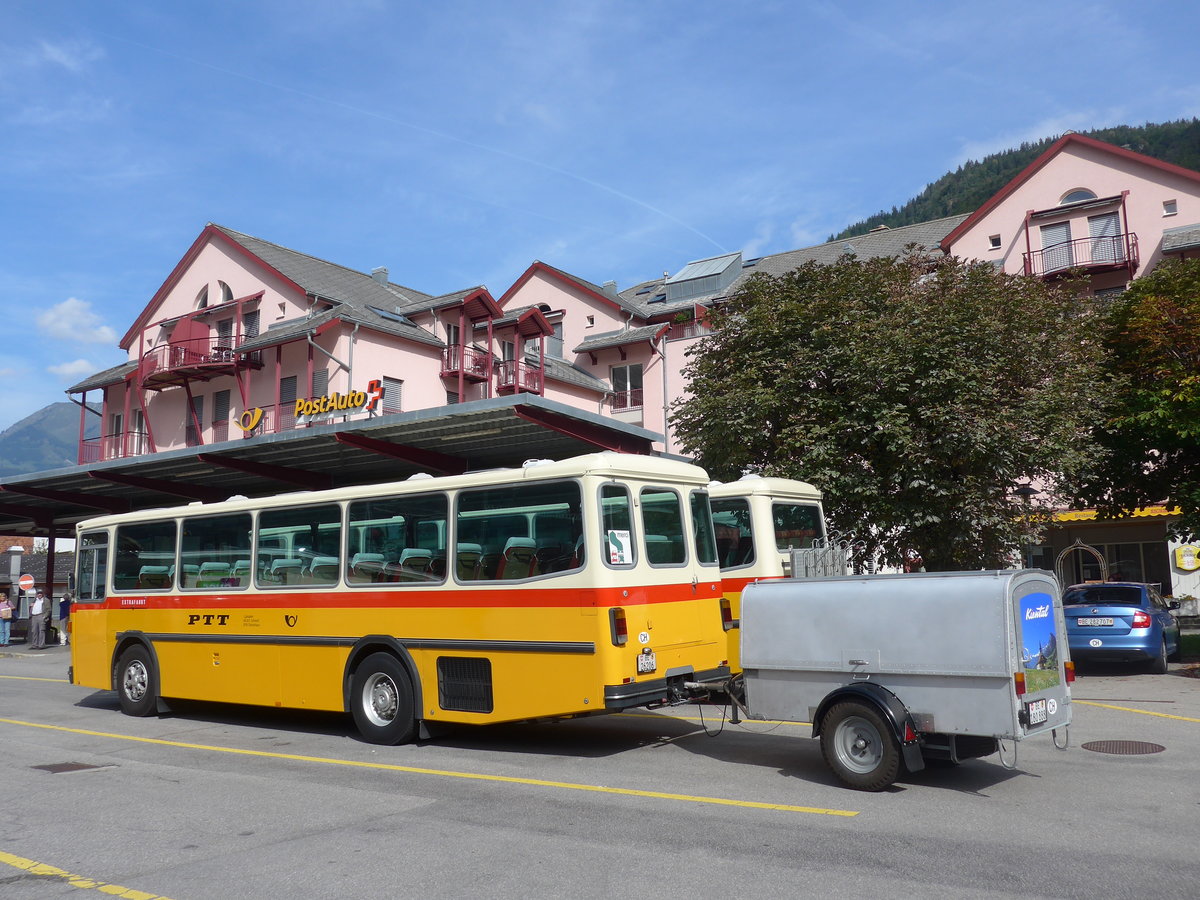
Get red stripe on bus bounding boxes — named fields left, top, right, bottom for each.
left=83, top=583, right=721, bottom=612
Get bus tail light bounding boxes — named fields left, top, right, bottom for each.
left=719, top=598, right=733, bottom=627
left=1014, top=671, right=1026, bottom=697
left=609, top=607, right=628, bottom=646
left=1065, top=660, right=1075, bottom=684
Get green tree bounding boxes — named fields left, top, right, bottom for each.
left=673, top=253, right=1110, bottom=570
left=1079, top=258, right=1200, bottom=539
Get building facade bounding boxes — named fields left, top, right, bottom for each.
left=64, top=134, right=1200, bottom=596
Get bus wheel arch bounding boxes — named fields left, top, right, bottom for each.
left=344, top=638, right=422, bottom=745
left=112, top=637, right=161, bottom=718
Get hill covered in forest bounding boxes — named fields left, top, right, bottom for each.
left=832, top=118, right=1200, bottom=241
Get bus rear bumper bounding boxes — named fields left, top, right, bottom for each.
left=603, top=665, right=731, bottom=710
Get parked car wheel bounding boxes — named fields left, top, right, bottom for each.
left=1148, top=637, right=1169, bottom=675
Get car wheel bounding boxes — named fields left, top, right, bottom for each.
left=820, top=701, right=901, bottom=791
left=116, top=645, right=158, bottom=717
left=350, top=652, right=417, bottom=745
left=1148, top=637, right=1169, bottom=675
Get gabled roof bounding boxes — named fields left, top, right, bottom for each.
left=235, top=305, right=443, bottom=354
left=121, top=224, right=434, bottom=349
left=939, top=133, right=1200, bottom=252
left=499, top=261, right=644, bottom=317
left=1163, top=222, right=1200, bottom=254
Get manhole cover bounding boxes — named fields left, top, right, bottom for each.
left=32, top=762, right=104, bottom=774
left=1081, top=740, right=1165, bottom=755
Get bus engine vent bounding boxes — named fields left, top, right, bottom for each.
left=437, top=657, right=494, bottom=713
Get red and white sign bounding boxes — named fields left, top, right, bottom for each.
left=18, top=573, right=34, bottom=591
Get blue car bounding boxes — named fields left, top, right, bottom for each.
left=1063, top=582, right=1181, bottom=673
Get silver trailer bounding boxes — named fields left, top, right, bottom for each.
left=736, top=569, right=1072, bottom=790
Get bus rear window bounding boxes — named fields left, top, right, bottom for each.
left=641, top=487, right=686, bottom=566
left=690, top=490, right=718, bottom=566
left=711, top=498, right=754, bottom=569
left=773, top=503, right=823, bottom=551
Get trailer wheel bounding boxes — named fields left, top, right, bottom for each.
left=820, top=701, right=901, bottom=791
left=350, top=652, right=417, bottom=745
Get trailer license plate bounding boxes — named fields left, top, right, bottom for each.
left=1077, top=617, right=1114, bottom=626
left=1026, top=699, right=1048, bottom=725
left=637, top=651, right=656, bottom=674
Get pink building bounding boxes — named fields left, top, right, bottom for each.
left=34, top=132, right=1200, bottom=597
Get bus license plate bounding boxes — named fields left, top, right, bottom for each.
left=637, top=651, right=656, bottom=674
left=1077, top=617, right=1114, bottom=626
left=1026, top=699, right=1048, bottom=726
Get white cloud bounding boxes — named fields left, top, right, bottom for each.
left=48, top=358, right=97, bottom=380
left=37, top=298, right=117, bottom=344
left=38, top=39, right=104, bottom=73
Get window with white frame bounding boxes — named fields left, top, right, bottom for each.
left=381, top=376, right=403, bottom=414
left=611, top=363, right=643, bottom=411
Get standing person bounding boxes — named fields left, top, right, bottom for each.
left=0, top=594, right=13, bottom=646
left=58, top=591, right=73, bottom=645
left=28, top=590, right=48, bottom=650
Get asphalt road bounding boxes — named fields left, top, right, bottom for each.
left=2, top=643, right=1198, bottom=899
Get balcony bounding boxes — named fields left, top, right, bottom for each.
left=441, top=345, right=492, bottom=382
left=79, top=430, right=150, bottom=464
left=139, top=336, right=261, bottom=390
left=1023, top=232, right=1139, bottom=279
left=495, top=360, right=544, bottom=395
left=667, top=320, right=713, bottom=341
left=610, top=389, right=643, bottom=411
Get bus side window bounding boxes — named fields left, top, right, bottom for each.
left=346, top=493, right=447, bottom=586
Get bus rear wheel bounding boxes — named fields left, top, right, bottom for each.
left=351, top=652, right=417, bottom=745
left=116, top=645, right=158, bottom=717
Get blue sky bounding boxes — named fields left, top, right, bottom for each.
left=2, top=0, right=1198, bottom=428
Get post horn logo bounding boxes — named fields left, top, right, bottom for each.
left=235, top=408, right=264, bottom=433
left=284, top=614, right=298, bottom=628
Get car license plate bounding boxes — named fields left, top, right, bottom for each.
left=636, top=651, right=656, bottom=674
left=1026, top=699, right=1048, bottom=725
left=1077, top=617, right=1114, bottom=626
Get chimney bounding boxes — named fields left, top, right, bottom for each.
left=371, top=267, right=389, bottom=285
left=602, top=280, right=618, bottom=295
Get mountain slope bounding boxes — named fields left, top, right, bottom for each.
left=832, top=118, right=1200, bottom=241
left=0, top=402, right=99, bottom=478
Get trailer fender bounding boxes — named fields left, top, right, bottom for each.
left=812, top=683, right=924, bottom=774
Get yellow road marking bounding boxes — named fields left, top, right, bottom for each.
left=1075, top=699, right=1200, bottom=723
left=0, top=849, right=173, bottom=899
left=0, top=674, right=70, bottom=683
left=0, top=717, right=857, bottom=817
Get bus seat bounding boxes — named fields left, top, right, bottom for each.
left=455, top=543, right=483, bottom=581
left=270, top=558, right=304, bottom=583
left=138, top=565, right=171, bottom=589
left=308, top=556, right=340, bottom=583
left=350, top=552, right=386, bottom=578
left=231, top=559, right=252, bottom=582
left=179, top=564, right=201, bottom=587
left=429, top=555, right=447, bottom=578
left=536, top=539, right=567, bottom=572
left=398, top=548, right=433, bottom=581
left=498, top=537, right=538, bottom=580
left=570, top=534, right=585, bottom=568
left=197, top=561, right=232, bottom=588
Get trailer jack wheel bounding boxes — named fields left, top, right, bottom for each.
left=820, top=701, right=901, bottom=791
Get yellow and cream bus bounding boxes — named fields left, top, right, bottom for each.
left=70, top=453, right=730, bottom=744
left=708, top=475, right=826, bottom=671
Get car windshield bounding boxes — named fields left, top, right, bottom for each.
left=1063, top=585, right=1142, bottom=607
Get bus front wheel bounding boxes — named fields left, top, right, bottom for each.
left=351, top=652, right=417, bottom=745
left=116, top=645, right=158, bottom=717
